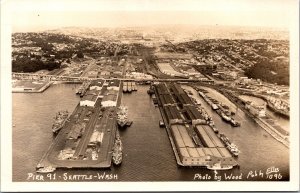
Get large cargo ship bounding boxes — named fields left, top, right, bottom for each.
left=52, top=110, right=69, bottom=134
left=112, top=132, right=123, bottom=165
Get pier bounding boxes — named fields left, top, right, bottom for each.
left=37, top=80, right=123, bottom=170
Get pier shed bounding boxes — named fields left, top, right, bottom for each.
left=163, top=105, right=183, bottom=124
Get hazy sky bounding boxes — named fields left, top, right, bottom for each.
left=6, top=0, right=297, bottom=32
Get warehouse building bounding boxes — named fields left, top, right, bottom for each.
left=163, top=105, right=183, bottom=125
left=107, top=79, right=120, bottom=91
left=158, top=94, right=175, bottom=106
left=170, top=124, right=236, bottom=166
left=195, top=125, right=224, bottom=148
left=101, top=90, right=118, bottom=107
left=169, top=83, right=193, bottom=107
left=183, top=106, right=206, bottom=125
left=80, top=89, right=101, bottom=107
left=154, top=83, right=170, bottom=95
left=90, top=80, right=105, bottom=90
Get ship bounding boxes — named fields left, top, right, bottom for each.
left=132, top=82, right=137, bottom=91
left=123, top=82, right=128, bottom=93
left=221, top=112, right=231, bottom=122
left=116, top=106, right=129, bottom=128
left=76, top=81, right=91, bottom=97
left=127, top=82, right=132, bottom=93
left=147, top=87, right=155, bottom=95
left=36, top=166, right=56, bottom=173
left=267, top=100, right=289, bottom=118
left=52, top=110, right=69, bottom=134
left=112, top=132, right=123, bottom=165
left=230, top=118, right=241, bottom=127
left=219, top=133, right=239, bottom=157
left=207, top=162, right=233, bottom=170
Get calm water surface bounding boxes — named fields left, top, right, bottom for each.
left=12, top=84, right=289, bottom=181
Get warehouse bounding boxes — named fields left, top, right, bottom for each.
left=158, top=94, right=175, bottom=106
left=155, top=83, right=170, bottom=94
left=184, top=106, right=206, bottom=125
left=90, top=80, right=105, bottom=90
left=178, top=93, right=193, bottom=106
left=101, top=90, right=118, bottom=107
left=169, top=83, right=186, bottom=95
left=169, top=84, right=193, bottom=106
left=171, top=124, right=195, bottom=148
left=107, top=79, right=120, bottom=91
left=80, top=90, right=101, bottom=107
left=163, top=105, right=183, bottom=124
left=170, top=124, right=235, bottom=166
left=195, top=125, right=224, bottom=147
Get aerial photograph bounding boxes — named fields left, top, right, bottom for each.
left=1, top=0, right=299, bottom=191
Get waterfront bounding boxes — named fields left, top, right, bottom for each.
left=13, top=84, right=289, bottom=181
left=239, top=95, right=290, bottom=131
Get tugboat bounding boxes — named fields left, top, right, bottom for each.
left=159, top=120, right=165, bottom=127
left=207, top=162, right=233, bottom=170
left=116, top=106, right=129, bottom=128
left=112, top=132, right=123, bottom=165
left=36, top=166, right=56, bottom=173
left=230, top=118, right=241, bottom=127
left=52, top=110, right=69, bottom=134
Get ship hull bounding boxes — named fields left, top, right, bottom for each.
left=117, top=121, right=127, bottom=128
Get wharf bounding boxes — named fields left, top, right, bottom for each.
left=12, top=80, right=52, bottom=93
left=37, top=81, right=123, bottom=170
left=153, top=82, right=238, bottom=169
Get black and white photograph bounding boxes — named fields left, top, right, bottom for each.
left=1, top=0, right=299, bottom=191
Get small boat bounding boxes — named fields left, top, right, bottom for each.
left=207, top=162, right=233, bottom=170
left=36, top=166, right=56, bottom=173
left=159, top=120, right=165, bottom=127
left=212, top=127, right=219, bottom=134
left=230, top=118, right=241, bottom=127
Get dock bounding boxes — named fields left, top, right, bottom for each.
left=154, top=82, right=238, bottom=169
left=37, top=80, right=122, bottom=170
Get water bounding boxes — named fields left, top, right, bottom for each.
left=12, top=84, right=289, bottom=181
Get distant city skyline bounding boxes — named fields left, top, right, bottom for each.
left=8, top=0, right=296, bottom=32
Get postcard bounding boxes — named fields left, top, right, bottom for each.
left=1, top=0, right=299, bottom=191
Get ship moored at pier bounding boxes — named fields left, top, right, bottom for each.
left=52, top=110, right=69, bottom=134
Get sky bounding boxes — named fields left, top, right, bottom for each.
left=4, top=0, right=297, bottom=32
